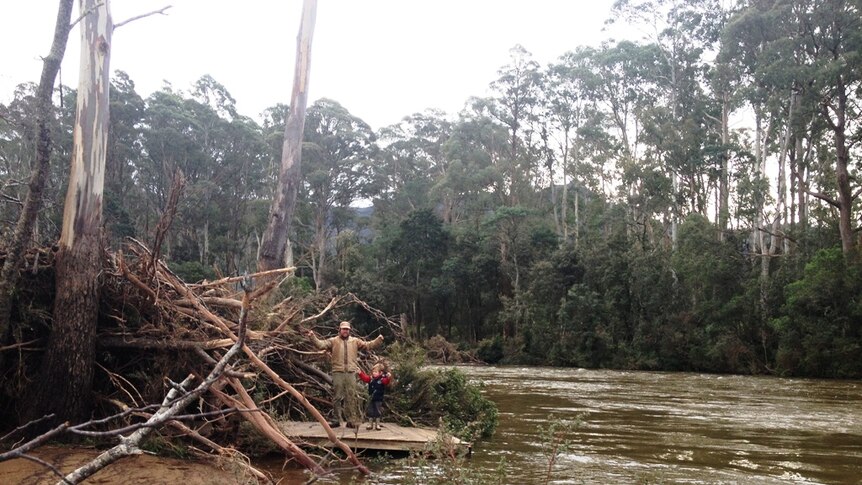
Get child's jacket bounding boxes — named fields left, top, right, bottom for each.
left=358, top=371, right=391, bottom=402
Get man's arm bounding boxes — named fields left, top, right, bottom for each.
left=305, top=329, right=331, bottom=350
left=360, top=334, right=384, bottom=351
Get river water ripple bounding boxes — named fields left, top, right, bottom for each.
left=453, top=365, right=862, bottom=484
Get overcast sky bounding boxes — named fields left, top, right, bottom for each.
left=2, top=0, right=626, bottom=130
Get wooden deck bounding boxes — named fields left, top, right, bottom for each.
left=279, top=421, right=471, bottom=455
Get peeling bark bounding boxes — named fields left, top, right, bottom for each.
left=29, top=0, right=112, bottom=425
left=259, top=0, right=317, bottom=272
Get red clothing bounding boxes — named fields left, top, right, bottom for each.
left=358, top=370, right=391, bottom=403
left=358, top=370, right=391, bottom=386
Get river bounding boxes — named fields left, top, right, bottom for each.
left=288, top=365, right=862, bottom=484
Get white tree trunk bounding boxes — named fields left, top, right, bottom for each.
left=32, top=0, right=111, bottom=424
left=258, top=0, right=317, bottom=272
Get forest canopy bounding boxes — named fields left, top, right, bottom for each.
left=1, top=0, right=861, bottom=380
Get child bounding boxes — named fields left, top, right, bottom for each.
left=357, top=363, right=391, bottom=430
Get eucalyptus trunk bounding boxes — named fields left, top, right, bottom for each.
left=795, top=134, right=809, bottom=234
left=828, top=83, right=855, bottom=256
left=258, top=0, right=317, bottom=272
left=760, top=93, right=794, bottom=317
left=0, top=0, right=75, bottom=349
left=29, top=0, right=111, bottom=424
left=718, top=91, right=730, bottom=240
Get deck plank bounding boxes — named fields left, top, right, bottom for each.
left=278, top=421, right=471, bottom=454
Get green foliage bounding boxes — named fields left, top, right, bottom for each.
left=387, top=343, right=498, bottom=442
left=476, top=336, right=504, bottom=364
left=539, top=416, right=583, bottom=484
left=167, top=260, right=217, bottom=283
left=772, top=249, right=862, bottom=377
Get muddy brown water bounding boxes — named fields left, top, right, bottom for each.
left=292, top=365, right=862, bottom=484
left=444, top=365, right=862, bottom=484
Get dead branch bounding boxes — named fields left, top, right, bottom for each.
left=118, top=251, right=157, bottom=302
left=289, top=355, right=332, bottom=386
left=285, top=295, right=340, bottom=331
left=16, top=454, right=71, bottom=484
left=113, top=5, right=173, bottom=29
left=56, top=276, right=252, bottom=485
left=0, top=338, right=41, bottom=352
left=99, top=335, right=234, bottom=350
left=0, top=415, right=60, bottom=446
left=149, top=170, right=185, bottom=278
left=176, top=296, right=243, bottom=309
left=346, top=292, right=405, bottom=339
left=0, top=422, right=69, bottom=464
left=190, top=267, right=296, bottom=289
left=96, top=362, right=144, bottom=408
left=213, top=379, right=325, bottom=475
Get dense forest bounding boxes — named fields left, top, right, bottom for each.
left=2, top=0, right=860, bottom=379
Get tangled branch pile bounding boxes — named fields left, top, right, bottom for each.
left=1, top=238, right=404, bottom=482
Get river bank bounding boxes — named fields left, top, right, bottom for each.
left=0, top=445, right=250, bottom=484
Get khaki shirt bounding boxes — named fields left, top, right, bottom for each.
left=310, top=334, right=384, bottom=372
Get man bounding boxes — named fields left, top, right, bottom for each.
left=306, top=321, right=384, bottom=427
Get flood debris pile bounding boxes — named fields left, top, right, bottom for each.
left=0, top=238, right=405, bottom=482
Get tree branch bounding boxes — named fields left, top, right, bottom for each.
left=113, top=6, right=173, bottom=30
left=0, top=422, right=69, bottom=463
left=805, top=188, right=839, bottom=208
left=57, top=277, right=252, bottom=484
left=70, top=1, right=105, bottom=29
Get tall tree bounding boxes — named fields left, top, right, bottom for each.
left=0, top=0, right=75, bottom=350
left=611, top=0, right=724, bottom=247
left=258, top=0, right=317, bottom=272
left=376, top=110, right=452, bottom=222
left=486, top=45, right=543, bottom=207
left=297, top=99, right=375, bottom=290
left=30, top=0, right=112, bottom=423
left=804, top=0, right=862, bottom=256
left=543, top=48, right=596, bottom=247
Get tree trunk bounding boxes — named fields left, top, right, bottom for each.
left=571, top=134, right=581, bottom=250
left=258, top=0, right=317, bottom=272
left=29, top=0, right=112, bottom=424
left=796, top=134, right=809, bottom=234
left=829, top=83, right=855, bottom=256
left=760, top=93, right=794, bottom=318
left=0, top=0, right=75, bottom=349
left=718, top=91, right=730, bottom=240
left=773, top=92, right=793, bottom=256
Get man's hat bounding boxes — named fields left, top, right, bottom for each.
left=338, top=321, right=351, bottom=330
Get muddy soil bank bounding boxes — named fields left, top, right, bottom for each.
left=0, top=445, right=252, bottom=484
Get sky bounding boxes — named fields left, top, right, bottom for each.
left=2, top=1, right=626, bottom=130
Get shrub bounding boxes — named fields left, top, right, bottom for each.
left=476, top=336, right=503, bottom=364
left=387, top=342, right=498, bottom=441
